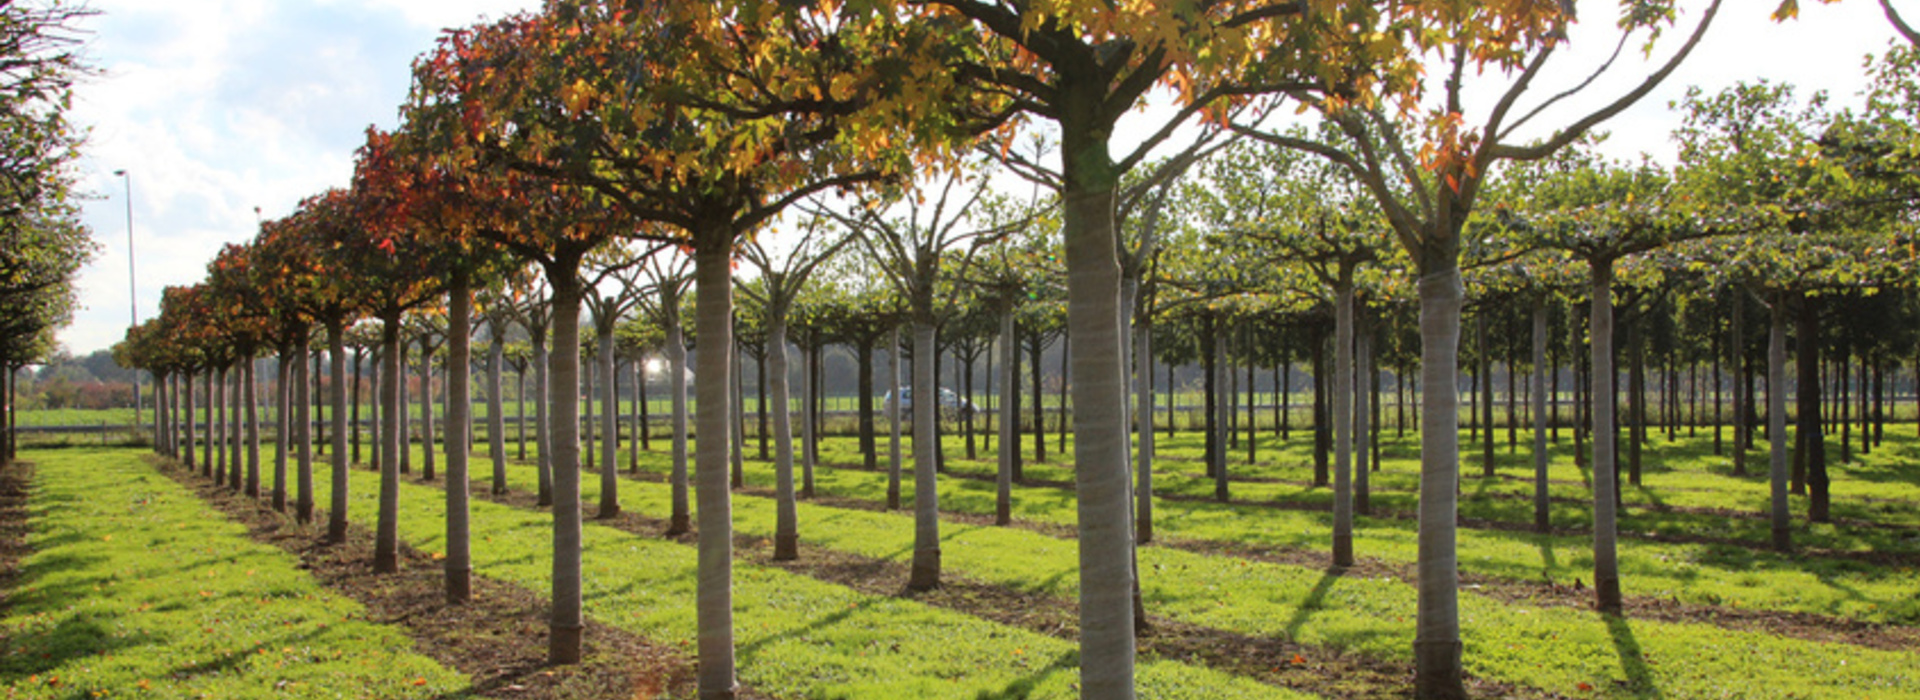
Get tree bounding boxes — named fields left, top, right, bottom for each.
left=738, top=218, right=851, bottom=560
left=817, top=165, right=1021, bottom=589
left=1231, top=2, right=1724, bottom=691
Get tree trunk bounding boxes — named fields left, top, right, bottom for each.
left=446, top=273, right=474, bottom=603
left=295, top=351, right=314, bottom=524
left=757, top=350, right=769, bottom=461
left=1589, top=263, right=1623, bottom=614
left=1058, top=150, right=1134, bottom=700
left=1732, top=292, right=1747, bottom=475
left=1202, top=322, right=1218, bottom=473
left=800, top=336, right=816, bottom=498
left=1413, top=263, right=1466, bottom=700
left=1798, top=296, right=1829, bottom=523
left=1768, top=296, right=1791, bottom=550
left=998, top=311, right=1016, bottom=526
left=326, top=322, right=350, bottom=543
left=667, top=309, right=691, bottom=535
left=908, top=318, right=943, bottom=591
left=1245, top=326, right=1256, bottom=464
left=1332, top=274, right=1355, bottom=568
left=599, top=328, right=620, bottom=518
left=273, top=360, right=288, bottom=511
left=964, top=348, right=977, bottom=460
left=245, top=360, right=260, bottom=498
left=1031, top=330, right=1045, bottom=464
left=489, top=323, right=508, bottom=495
left=770, top=316, right=800, bottom=560
left=1213, top=320, right=1230, bottom=503
left=1135, top=320, right=1154, bottom=542
left=214, top=366, right=227, bottom=486
left=638, top=353, right=652, bottom=454
left=731, top=337, right=746, bottom=488
left=888, top=328, right=903, bottom=510
left=545, top=272, right=586, bottom=666
left=399, top=340, right=411, bottom=476
left=534, top=327, right=553, bottom=507
left=375, top=313, right=404, bottom=574
left=693, top=234, right=740, bottom=699
left=421, top=341, right=436, bottom=481
left=1479, top=313, right=1494, bottom=477
left=1532, top=301, right=1551, bottom=533
left=859, top=337, right=878, bottom=471
left=353, top=349, right=364, bottom=466
left=1312, top=329, right=1329, bottom=486
left=1629, top=314, right=1646, bottom=487
left=518, top=363, right=529, bottom=461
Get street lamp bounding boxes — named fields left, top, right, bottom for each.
left=114, top=169, right=140, bottom=432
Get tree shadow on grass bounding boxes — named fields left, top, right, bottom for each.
left=1282, top=567, right=1344, bottom=643
left=0, top=616, right=158, bottom=680
left=971, top=649, right=1076, bottom=700
left=1603, top=613, right=1661, bottom=698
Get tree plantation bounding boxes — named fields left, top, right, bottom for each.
left=5, top=0, right=1920, bottom=698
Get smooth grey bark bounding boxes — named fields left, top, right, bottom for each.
left=731, top=339, right=745, bottom=489
left=488, top=321, right=508, bottom=495
left=1769, top=297, right=1791, bottom=550
left=1135, top=321, right=1154, bottom=542
left=546, top=273, right=586, bottom=666
left=908, top=320, right=942, bottom=591
left=1332, top=273, right=1355, bottom=568
left=1356, top=312, right=1373, bottom=515
left=1413, top=268, right=1465, bottom=698
left=693, top=239, right=739, bottom=699
left=295, top=349, right=313, bottom=524
left=667, top=309, right=690, bottom=535
left=1589, top=262, right=1622, bottom=614
left=1061, top=176, right=1135, bottom=700
left=799, top=334, right=815, bottom=498
left=599, top=328, right=620, bottom=518
left=1212, top=321, right=1229, bottom=502
left=997, top=311, right=1016, bottom=526
left=326, top=323, right=350, bottom=544
left=214, top=366, right=227, bottom=485
left=1732, top=292, right=1748, bottom=475
left=399, top=340, right=411, bottom=476
left=245, top=359, right=260, bottom=498
left=770, top=318, right=799, bottom=560
left=533, top=325, right=553, bottom=507
left=420, top=336, right=437, bottom=481
left=1532, top=300, right=1551, bottom=533
left=446, top=273, right=474, bottom=603
left=374, top=314, right=403, bottom=574
left=888, top=327, right=903, bottom=510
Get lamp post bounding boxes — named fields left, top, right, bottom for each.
left=115, top=169, right=139, bottom=432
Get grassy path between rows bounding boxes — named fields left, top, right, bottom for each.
left=0, top=448, right=467, bottom=698
left=769, top=438, right=1920, bottom=627
left=313, top=450, right=1305, bottom=700
left=538, top=447, right=1920, bottom=699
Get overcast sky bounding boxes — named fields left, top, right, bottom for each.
left=56, top=0, right=1908, bottom=357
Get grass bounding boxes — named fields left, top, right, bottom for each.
left=483, top=448, right=1920, bottom=700
left=750, top=430, right=1920, bottom=626
left=0, top=448, right=467, bottom=698
left=305, top=449, right=1304, bottom=700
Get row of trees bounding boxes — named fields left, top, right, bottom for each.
left=107, top=3, right=1917, bottom=700
left=0, top=0, right=96, bottom=464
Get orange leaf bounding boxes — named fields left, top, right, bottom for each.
left=1290, top=654, right=1307, bottom=665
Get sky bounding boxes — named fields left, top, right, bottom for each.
left=55, top=0, right=1910, bottom=357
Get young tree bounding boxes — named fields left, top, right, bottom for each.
left=738, top=219, right=851, bottom=560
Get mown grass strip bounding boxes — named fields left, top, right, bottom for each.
left=780, top=434, right=1920, bottom=626
left=316, top=452, right=1309, bottom=700
left=473, top=452, right=1920, bottom=700
left=0, top=448, right=467, bottom=698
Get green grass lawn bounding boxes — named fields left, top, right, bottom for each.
left=477, top=448, right=1919, bottom=699
left=299, top=448, right=1301, bottom=700
left=0, top=448, right=467, bottom=698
